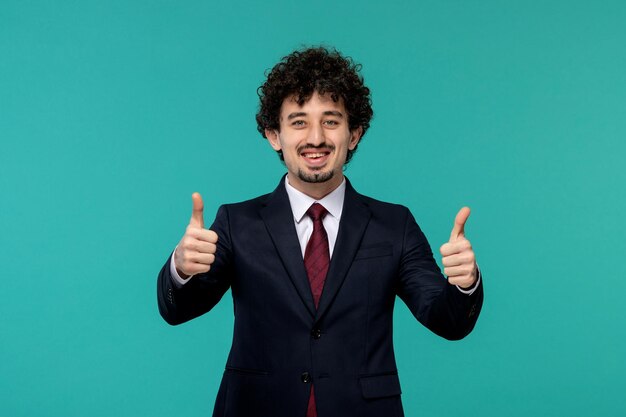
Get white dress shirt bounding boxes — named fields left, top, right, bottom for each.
left=283, top=176, right=344, bottom=258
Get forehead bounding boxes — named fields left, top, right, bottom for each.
left=280, top=91, right=346, bottom=116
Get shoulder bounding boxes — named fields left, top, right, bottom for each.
left=357, top=193, right=409, bottom=213
left=224, top=192, right=273, bottom=208
left=348, top=190, right=421, bottom=237
left=218, top=177, right=286, bottom=214
left=215, top=192, right=273, bottom=217
left=208, top=192, right=275, bottom=238
left=350, top=186, right=413, bottom=221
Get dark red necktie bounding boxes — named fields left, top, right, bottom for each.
left=304, top=203, right=330, bottom=417
left=305, top=203, right=330, bottom=308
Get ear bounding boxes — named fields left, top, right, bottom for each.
left=348, top=126, right=363, bottom=150
left=265, top=129, right=282, bottom=151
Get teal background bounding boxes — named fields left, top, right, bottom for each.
left=2, top=1, right=625, bottom=416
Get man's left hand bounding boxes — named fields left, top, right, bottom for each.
left=440, top=207, right=478, bottom=289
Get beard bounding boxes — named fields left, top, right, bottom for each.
left=297, top=168, right=335, bottom=183
left=295, top=143, right=337, bottom=183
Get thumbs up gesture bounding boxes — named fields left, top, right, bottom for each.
left=174, top=193, right=219, bottom=278
left=439, top=207, right=478, bottom=289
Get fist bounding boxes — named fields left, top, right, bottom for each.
left=440, top=207, right=477, bottom=289
left=174, top=192, right=219, bottom=278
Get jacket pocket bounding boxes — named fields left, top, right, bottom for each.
left=225, top=366, right=269, bottom=376
left=354, top=244, right=393, bottom=260
left=359, top=373, right=402, bottom=399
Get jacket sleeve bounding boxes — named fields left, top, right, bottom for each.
left=157, top=205, right=234, bottom=325
left=395, top=209, right=483, bottom=340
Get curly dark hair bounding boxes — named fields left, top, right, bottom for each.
left=256, top=46, right=373, bottom=164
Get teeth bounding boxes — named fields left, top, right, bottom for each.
left=304, top=153, right=326, bottom=158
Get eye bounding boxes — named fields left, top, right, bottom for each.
left=291, top=120, right=305, bottom=127
left=323, top=120, right=339, bottom=126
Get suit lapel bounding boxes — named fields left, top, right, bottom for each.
left=315, top=180, right=371, bottom=321
left=260, top=178, right=317, bottom=318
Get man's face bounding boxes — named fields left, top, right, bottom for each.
left=266, top=91, right=362, bottom=197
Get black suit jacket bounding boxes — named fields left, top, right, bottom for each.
left=157, top=178, right=483, bottom=417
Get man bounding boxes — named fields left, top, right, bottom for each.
left=157, top=47, right=483, bottom=417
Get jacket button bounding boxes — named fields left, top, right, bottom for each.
left=301, top=372, right=311, bottom=383
left=311, top=328, right=322, bottom=339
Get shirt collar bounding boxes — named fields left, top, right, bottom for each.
left=284, top=176, right=346, bottom=223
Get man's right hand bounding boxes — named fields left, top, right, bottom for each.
left=174, top=192, right=219, bottom=279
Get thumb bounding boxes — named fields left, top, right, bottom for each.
left=190, top=192, right=205, bottom=228
left=449, top=206, right=470, bottom=241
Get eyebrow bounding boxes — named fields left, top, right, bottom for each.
left=286, top=111, right=345, bottom=120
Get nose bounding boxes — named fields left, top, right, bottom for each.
left=307, top=123, right=325, bottom=146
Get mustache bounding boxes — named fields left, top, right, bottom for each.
left=297, top=143, right=335, bottom=153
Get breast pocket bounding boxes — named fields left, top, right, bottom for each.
left=354, top=244, right=393, bottom=260
left=359, top=372, right=402, bottom=399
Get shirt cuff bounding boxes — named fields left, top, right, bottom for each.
left=456, top=264, right=481, bottom=295
left=170, top=248, right=193, bottom=288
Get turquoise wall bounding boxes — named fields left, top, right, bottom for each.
left=2, top=1, right=625, bottom=416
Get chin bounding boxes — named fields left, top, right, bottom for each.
left=297, top=169, right=335, bottom=184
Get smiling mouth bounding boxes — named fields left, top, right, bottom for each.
left=298, top=144, right=335, bottom=167
left=300, top=150, right=331, bottom=168
left=301, top=151, right=330, bottom=159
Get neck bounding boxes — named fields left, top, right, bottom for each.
left=286, top=173, right=344, bottom=200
